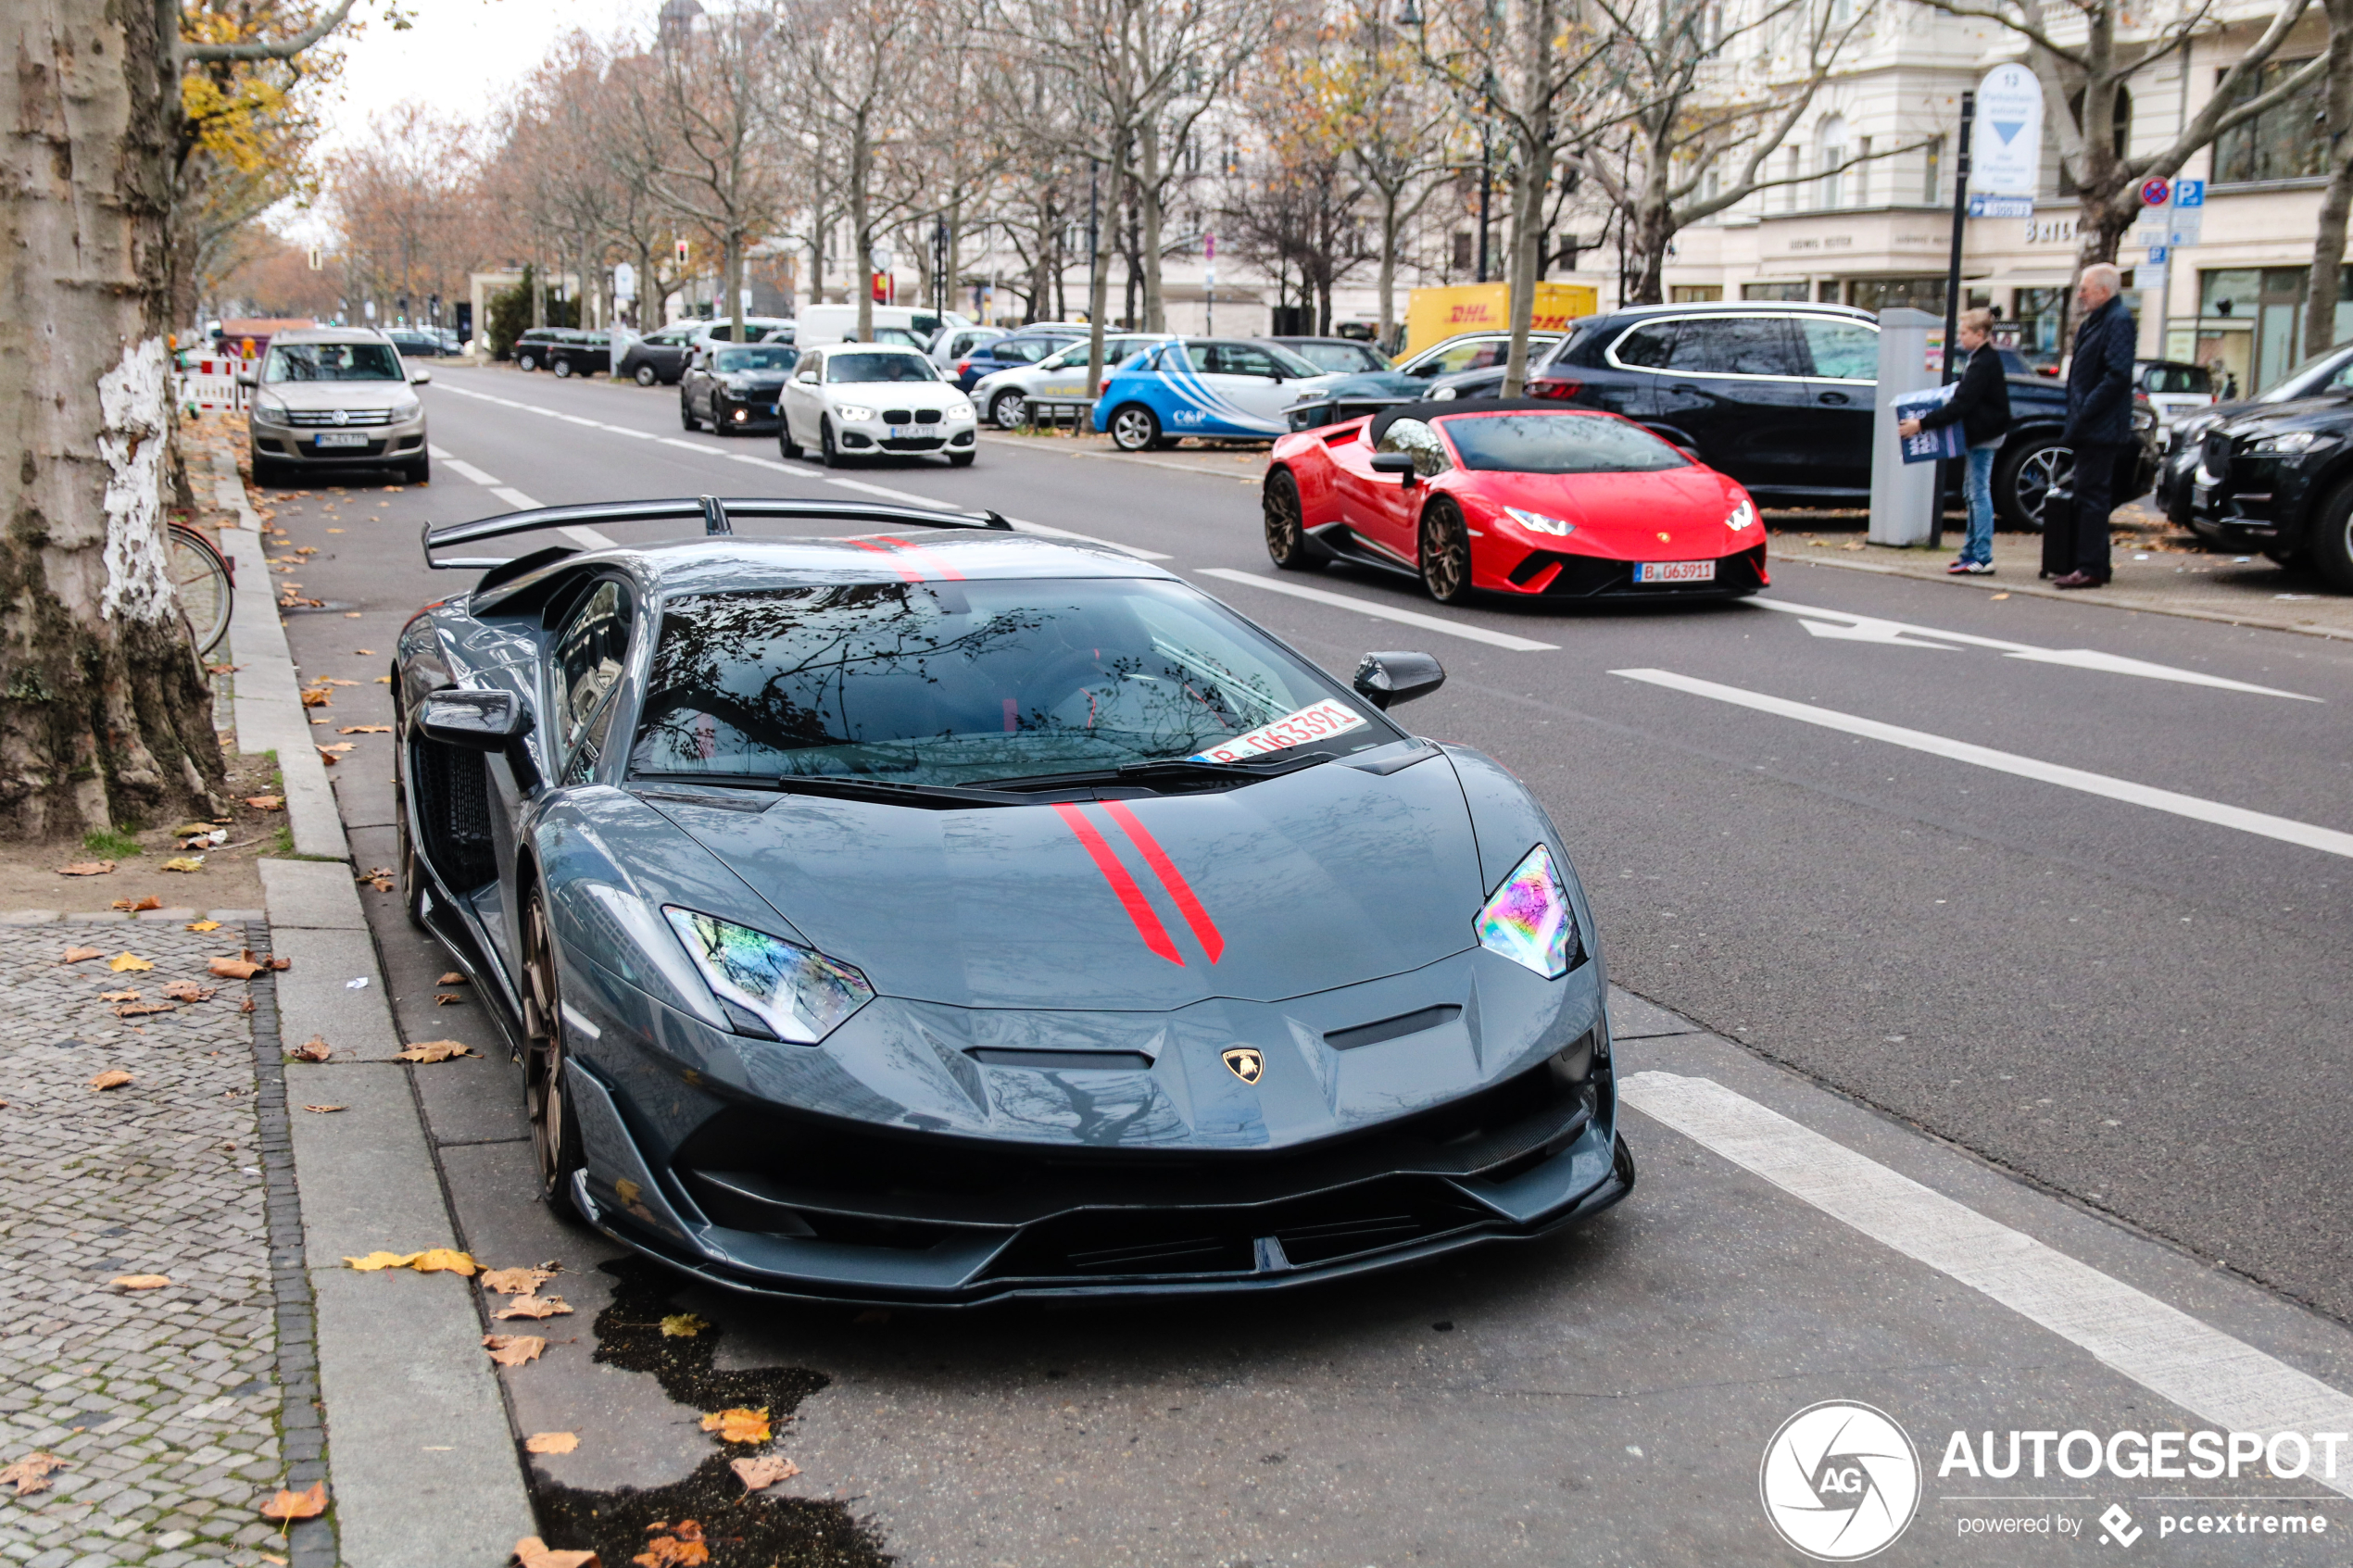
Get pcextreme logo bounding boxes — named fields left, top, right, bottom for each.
left=1760, top=1401, right=1923, bottom=1561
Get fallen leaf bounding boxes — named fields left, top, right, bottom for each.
left=341, top=724, right=393, bottom=734
left=354, top=648, right=377, bottom=656
left=116, top=1001, right=176, bottom=1018
left=259, top=952, right=291, bottom=971
left=185, top=920, right=222, bottom=933
left=484, top=1334, right=547, bottom=1367
left=479, top=1266, right=557, bottom=1295
left=162, top=857, right=206, bottom=873
left=163, top=980, right=216, bottom=1002
left=302, top=1104, right=346, bottom=1113
left=209, top=956, right=262, bottom=980
left=361, top=872, right=395, bottom=892
left=496, top=1295, right=573, bottom=1321
left=374, top=675, right=393, bottom=684
left=319, top=742, right=354, bottom=754
left=397, top=1040, right=475, bottom=1063
left=512, top=1537, right=599, bottom=1568
left=0, top=1452, right=65, bottom=1497
left=107, top=952, right=154, bottom=972
left=171, top=822, right=215, bottom=837
left=245, top=795, right=284, bottom=810
left=99, top=988, right=140, bottom=1003
left=524, top=1431, right=580, bottom=1454
left=287, top=1037, right=333, bottom=1062
left=258, top=1481, right=327, bottom=1521
left=698, top=1408, right=771, bottom=1445
left=316, top=750, right=339, bottom=766
left=110, top=1274, right=171, bottom=1290
left=660, top=1313, right=707, bottom=1338
left=633, top=1522, right=709, bottom=1568
left=240, top=997, right=256, bottom=1014
left=299, top=690, right=332, bottom=708
left=435, top=993, right=462, bottom=1006
left=57, top=861, right=116, bottom=876
left=731, top=1454, right=799, bottom=1492
left=60, top=947, right=103, bottom=963
left=439, top=972, right=467, bottom=985
left=87, top=1070, right=132, bottom=1091
left=412, top=1248, right=479, bottom=1274
left=344, top=1251, right=422, bottom=1271
left=1990, top=591, right=2011, bottom=600
left=325, top=677, right=359, bottom=686
left=111, top=895, right=164, bottom=911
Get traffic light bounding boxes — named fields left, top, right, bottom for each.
left=675, top=239, right=691, bottom=265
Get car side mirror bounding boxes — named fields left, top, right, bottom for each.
left=235, top=371, right=257, bottom=388
left=409, top=365, right=433, bottom=384
left=1370, top=451, right=1419, bottom=487
left=1353, top=651, right=1446, bottom=710
left=418, top=689, right=533, bottom=750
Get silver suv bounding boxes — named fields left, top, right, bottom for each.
left=243, top=328, right=430, bottom=485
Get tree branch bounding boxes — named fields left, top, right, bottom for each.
left=181, top=0, right=363, bottom=62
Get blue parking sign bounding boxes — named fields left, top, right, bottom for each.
left=2174, top=180, right=2204, bottom=207
left=2146, top=245, right=2168, bottom=267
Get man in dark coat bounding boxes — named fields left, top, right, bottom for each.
left=2054, top=262, right=2136, bottom=587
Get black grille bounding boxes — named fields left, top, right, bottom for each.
left=913, top=408, right=940, bottom=424
left=1526, top=543, right=1768, bottom=597
left=2203, top=431, right=2232, bottom=483
left=882, top=408, right=913, bottom=424
left=411, top=740, right=497, bottom=890
left=881, top=436, right=945, bottom=451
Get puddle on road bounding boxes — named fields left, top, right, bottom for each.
left=525, top=1257, right=890, bottom=1567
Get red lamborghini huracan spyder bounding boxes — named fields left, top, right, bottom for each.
left=1263, top=399, right=1768, bottom=604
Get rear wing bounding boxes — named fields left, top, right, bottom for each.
left=421, top=494, right=1013, bottom=570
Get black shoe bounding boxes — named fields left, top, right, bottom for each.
left=2051, top=571, right=2104, bottom=589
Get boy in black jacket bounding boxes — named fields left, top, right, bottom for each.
left=1900, top=307, right=2011, bottom=574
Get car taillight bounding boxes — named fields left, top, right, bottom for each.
left=956, top=358, right=971, bottom=374
left=1527, top=377, right=1582, bottom=401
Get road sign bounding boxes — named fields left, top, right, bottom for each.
left=2174, top=179, right=2204, bottom=207
left=2139, top=177, right=2171, bottom=207
left=306, top=245, right=323, bottom=271
left=1973, top=64, right=2043, bottom=195
left=2170, top=207, right=2202, bottom=246
left=2146, top=245, right=2168, bottom=267
left=1967, top=194, right=2033, bottom=219
left=612, top=261, right=636, bottom=302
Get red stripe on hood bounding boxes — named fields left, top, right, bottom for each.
left=873, top=534, right=967, bottom=580
left=1051, top=802, right=1184, bottom=965
left=1100, top=800, right=1224, bottom=963
left=846, top=537, right=925, bottom=583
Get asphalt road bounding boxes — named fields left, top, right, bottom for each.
left=252, top=363, right=2353, bottom=1566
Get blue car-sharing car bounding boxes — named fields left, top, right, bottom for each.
left=1093, top=338, right=1343, bottom=451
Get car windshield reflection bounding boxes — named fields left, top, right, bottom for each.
left=1438, top=412, right=1689, bottom=473
left=264, top=343, right=405, bottom=383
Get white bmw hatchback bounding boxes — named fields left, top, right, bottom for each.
left=779, top=345, right=978, bottom=468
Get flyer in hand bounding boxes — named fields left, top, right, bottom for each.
left=1893, top=383, right=1966, bottom=464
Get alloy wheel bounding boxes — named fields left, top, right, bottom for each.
left=522, top=892, right=584, bottom=1216
left=1420, top=503, right=1471, bottom=602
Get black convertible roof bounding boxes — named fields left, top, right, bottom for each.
left=422, top=494, right=1013, bottom=570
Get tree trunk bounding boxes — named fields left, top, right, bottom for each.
left=1377, top=186, right=1401, bottom=352
left=2308, top=0, right=2353, bottom=358
left=724, top=230, right=744, bottom=343
left=1502, top=146, right=1547, bottom=397
left=1139, top=119, right=1166, bottom=332
left=1086, top=154, right=1126, bottom=395
left=1, top=0, right=228, bottom=841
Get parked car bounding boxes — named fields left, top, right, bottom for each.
left=511, top=328, right=571, bottom=372
left=1260, top=336, right=1392, bottom=375
left=1092, top=339, right=1343, bottom=451
left=2136, top=359, right=2216, bottom=431
left=384, top=329, right=449, bottom=358
left=931, top=323, right=1007, bottom=371
left=971, top=333, right=1170, bottom=429
left=2182, top=373, right=2353, bottom=584
left=793, top=304, right=972, bottom=351
left=953, top=325, right=1089, bottom=392
left=2158, top=342, right=2353, bottom=524
left=544, top=331, right=611, bottom=378
left=778, top=344, right=977, bottom=466
left=616, top=324, right=701, bottom=386
left=242, top=326, right=431, bottom=485
left=680, top=342, right=799, bottom=434
left=1393, top=331, right=1568, bottom=389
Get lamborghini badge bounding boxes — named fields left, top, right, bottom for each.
left=1221, top=1047, right=1264, bottom=1085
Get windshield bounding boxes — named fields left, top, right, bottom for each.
left=630, top=577, right=1396, bottom=788
left=2260, top=345, right=2353, bottom=401
left=826, top=351, right=938, bottom=383
left=263, top=343, right=404, bottom=382
left=1438, top=412, right=1689, bottom=473
left=1259, top=343, right=1324, bottom=378
left=717, top=346, right=796, bottom=372
left=1287, top=341, right=1384, bottom=374
left=2143, top=363, right=2210, bottom=395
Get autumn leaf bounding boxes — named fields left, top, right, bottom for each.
left=412, top=1248, right=479, bottom=1274
left=660, top=1313, right=706, bottom=1338
left=107, top=952, right=155, bottom=972
left=258, top=1481, right=328, bottom=1521
left=698, top=1408, right=771, bottom=1445
left=512, top=1537, right=599, bottom=1568
left=185, top=920, right=222, bottom=933
left=162, top=857, right=207, bottom=873
left=87, top=1070, right=132, bottom=1091
left=111, top=895, right=164, bottom=911
left=479, top=1265, right=557, bottom=1295
left=345, top=1251, right=422, bottom=1271
left=439, top=972, right=466, bottom=985
left=57, top=860, right=116, bottom=876
left=163, top=980, right=216, bottom=1002
left=484, top=1335, right=547, bottom=1367
left=374, top=674, right=393, bottom=684
left=245, top=795, right=284, bottom=810
left=0, top=1452, right=66, bottom=1497
left=170, top=822, right=215, bottom=837
left=396, top=1040, right=474, bottom=1063
left=731, top=1455, right=799, bottom=1492
left=342, top=724, right=393, bottom=734
left=434, top=993, right=461, bottom=1005
left=523, top=1432, right=579, bottom=1454
left=210, top=956, right=263, bottom=980
left=318, top=744, right=354, bottom=756
left=299, top=689, right=331, bottom=708
left=99, top=989, right=140, bottom=1003
left=302, top=1104, right=346, bottom=1113
left=116, top=1001, right=176, bottom=1018
left=495, top=1295, right=573, bottom=1321
left=287, top=1037, right=333, bottom=1062
left=59, top=947, right=102, bottom=963
left=110, top=1274, right=171, bottom=1290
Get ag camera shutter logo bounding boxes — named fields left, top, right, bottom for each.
left=1760, top=1400, right=1922, bottom=1560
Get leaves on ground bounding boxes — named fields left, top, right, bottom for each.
left=730, top=1455, right=799, bottom=1492
left=57, top=861, right=115, bottom=876
left=342, top=724, right=393, bottom=734
left=186, top=919, right=222, bottom=932
left=397, top=1039, right=475, bottom=1063
left=111, top=895, right=164, bottom=911
left=100, top=989, right=140, bottom=1003
left=0, top=1452, right=65, bottom=1497
left=258, top=1481, right=328, bottom=1521
left=512, top=1537, right=599, bottom=1568
left=660, top=1313, right=707, bottom=1339
left=633, top=1521, right=708, bottom=1568
left=116, top=1000, right=176, bottom=1018
left=210, top=956, right=262, bottom=979
left=698, top=1408, right=771, bottom=1445
left=163, top=980, right=216, bottom=1003
left=245, top=795, right=285, bottom=810
left=496, top=1295, right=574, bottom=1321
left=59, top=947, right=102, bottom=963
left=171, top=822, right=215, bottom=837
left=438, top=972, right=467, bottom=985
left=345, top=1248, right=479, bottom=1275
left=302, top=1104, right=346, bottom=1113
left=360, top=867, right=396, bottom=891
left=287, top=1037, right=333, bottom=1062
left=525, top=1431, right=580, bottom=1454
left=299, top=689, right=332, bottom=708
left=345, top=1251, right=421, bottom=1271
left=110, top=1274, right=171, bottom=1290
left=435, top=992, right=462, bottom=1005
left=162, top=857, right=207, bottom=872
left=484, top=1334, right=547, bottom=1367
left=86, top=1070, right=132, bottom=1091
left=107, top=953, right=154, bottom=972
left=480, top=1265, right=558, bottom=1296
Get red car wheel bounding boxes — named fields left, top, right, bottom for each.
left=1418, top=499, right=1473, bottom=603
left=1263, top=469, right=1327, bottom=571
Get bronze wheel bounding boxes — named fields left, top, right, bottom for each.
left=1418, top=499, right=1473, bottom=603
left=1264, top=468, right=1325, bottom=571
left=522, top=889, right=586, bottom=1219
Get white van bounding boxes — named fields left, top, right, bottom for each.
left=794, top=304, right=970, bottom=351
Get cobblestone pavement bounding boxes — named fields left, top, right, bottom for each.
left=0, top=922, right=308, bottom=1568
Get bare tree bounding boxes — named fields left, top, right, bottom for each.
left=333, top=104, right=488, bottom=328
left=2306, top=0, right=2353, bottom=357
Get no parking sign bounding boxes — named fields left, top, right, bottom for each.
left=2139, top=177, right=2171, bottom=207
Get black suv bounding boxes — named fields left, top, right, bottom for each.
left=1426, top=303, right=2154, bottom=530
left=2184, top=382, right=2353, bottom=589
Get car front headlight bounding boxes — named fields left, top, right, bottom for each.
left=1725, top=498, right=1756, bottom=532
left=1504, top=506, right=1575, bottom=536
left=251, top=397, right=290, bottom=426
left=834, top=403, right=877, bottom=422
left=1476, top=845, right=1580, bottom=979
left=391, top=394, right=422, bottom=417
left=1429, top=385, right=1458, bottom=401
left=664, top=907, right=875, bottom=1042
left=946, top=402, right=975, bottom=421
left=2250, top=431, right=2322, bottom=455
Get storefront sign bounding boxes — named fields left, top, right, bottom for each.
left=1973, top=65, right=2044, bottom=195
left=1968, top=194, right=2034, bottom=219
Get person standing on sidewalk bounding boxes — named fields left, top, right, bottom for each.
left=1899, top=307, right=2010, bottom=575
left=2051, top=262, right=2136, bottom=589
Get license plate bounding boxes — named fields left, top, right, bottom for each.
left=887, top=424, right=932, bottom=440
left=2193, top=484, right=2211, bottom=510
left=312, top=431, right=369, bottom=448
left=1633, top=559, right=1716, bottom=583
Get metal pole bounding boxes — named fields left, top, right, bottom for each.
left=1933, top=90, right=1975, bottom=552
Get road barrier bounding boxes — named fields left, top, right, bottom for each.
left=178, top=356, right=254, bottom=414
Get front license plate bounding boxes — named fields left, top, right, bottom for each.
left=887, top=424, right=933, bottom=440
left=2193, top=484, right=2211, bottom=510
left=1634, top=559, right=1716, bottom=583
left=312, top=432, right=369, bottom=448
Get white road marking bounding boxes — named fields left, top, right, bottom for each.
left=1197, top=569, right=1560, bottom=652
left=813, top=476, right=1176, bottom=562
left=1621, top=1072, right=2353, bottom=1498
left=488, top=486, right=541, bottom=511
left=1615, top=667, right=2353, bottom=859
left=562, top=525, right=618, bottom=549
left=659, top=437, right=723, bottom=453
left=1753, top=598, right=2316, bottom=700
left=439, top=457, right=504, bottom=488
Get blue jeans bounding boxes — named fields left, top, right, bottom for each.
left=1961, top=445, right=1998, bottom=565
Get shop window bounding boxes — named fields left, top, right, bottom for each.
left=1743, top=282, right=1810, bottom=300
left=2213, top=60, right=2326, bottom=183
left=1670, top=285, right=1724, bottom=302
left=1846, top=277, right=1948, bottom=315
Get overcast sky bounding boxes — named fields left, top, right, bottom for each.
left=318, top=0, right=648, bottom=150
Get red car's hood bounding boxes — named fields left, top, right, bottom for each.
left=1462, top=465, right=1750, bottom=558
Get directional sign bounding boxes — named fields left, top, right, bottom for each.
left=1973, top=64, right=2044, bottom=195
left=2174, top=179, right=2205, bottom=207
left=1968, top=194, right=2035, bottom=220
left=2139, top=177, right=2171, bottom=207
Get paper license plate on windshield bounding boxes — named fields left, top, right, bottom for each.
left=311, top=432, right=369, bottom=448
left=1633, top=559, right=1716, bottom=584
left=1189, top=698, right=1366, bottom=763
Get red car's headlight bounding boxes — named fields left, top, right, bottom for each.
left=1726, top=498, right=1757, bottom=532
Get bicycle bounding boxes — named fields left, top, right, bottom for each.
left=168, top=522, right=234, bottom=659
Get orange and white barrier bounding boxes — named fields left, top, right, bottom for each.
left=177, top=356, right=254, bottom=414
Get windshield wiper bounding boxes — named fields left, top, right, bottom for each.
left=633, top=771, right=1032, bottom=809
left=976, top=753, right=1327, bottom=794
